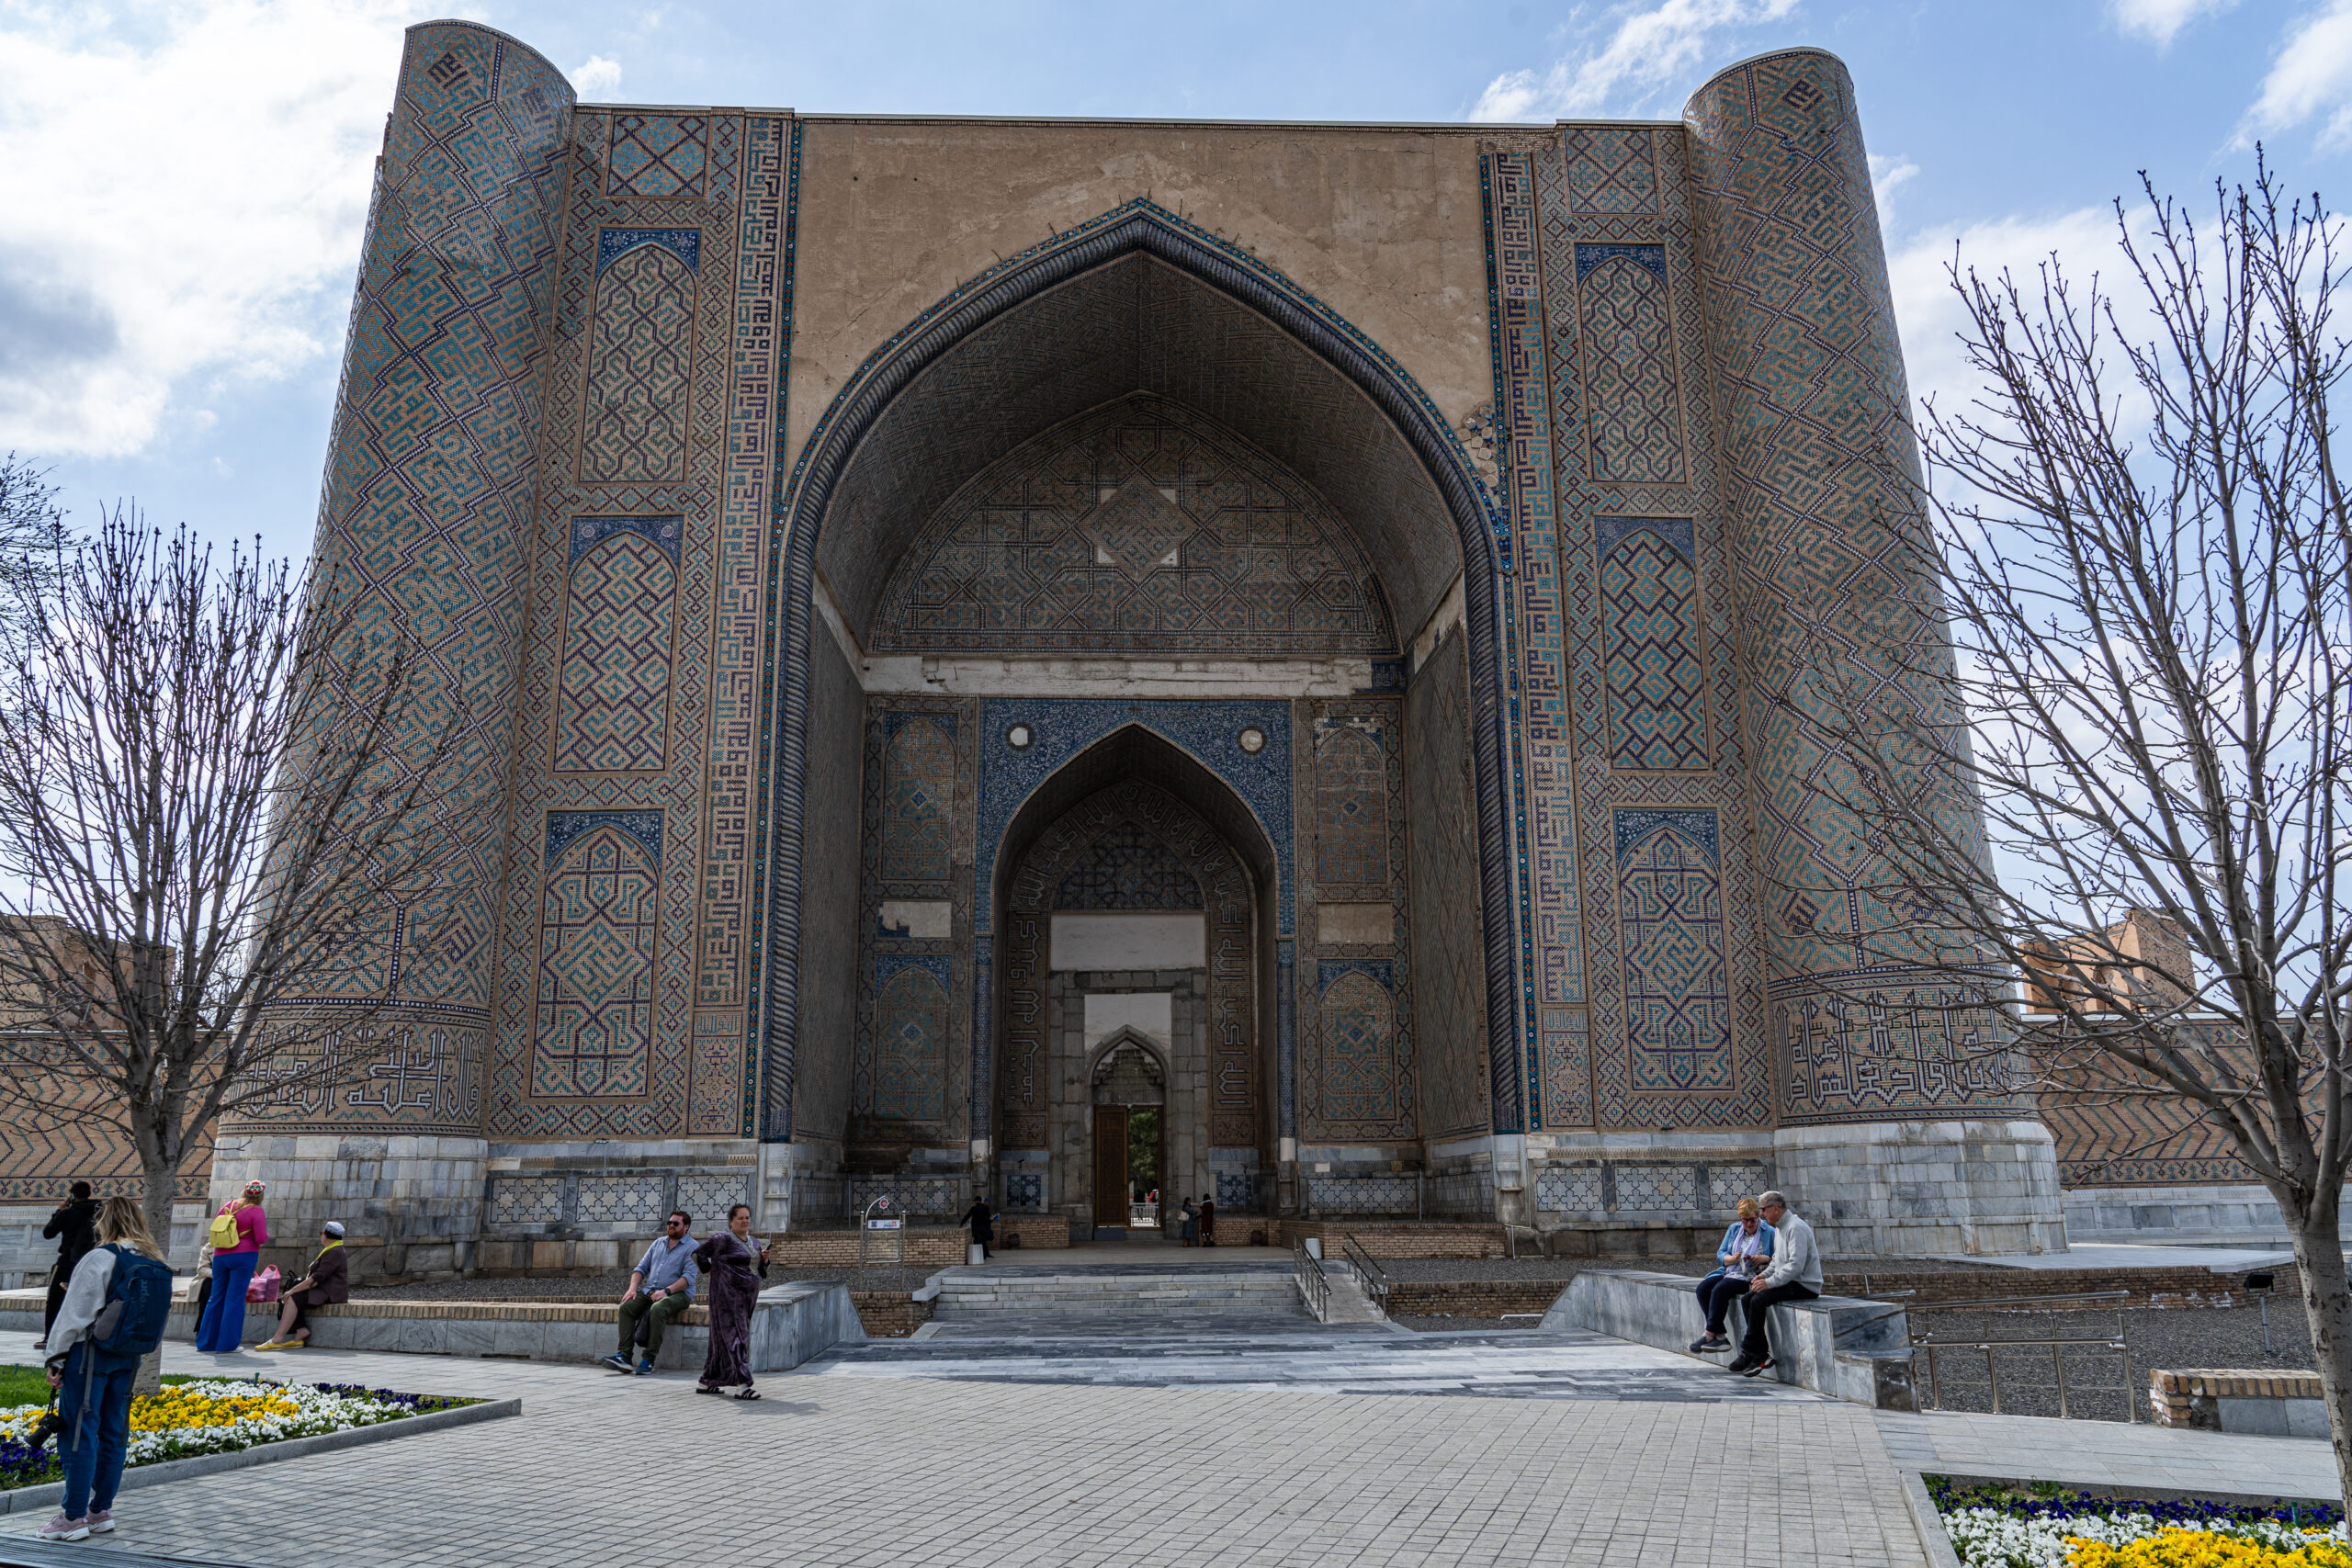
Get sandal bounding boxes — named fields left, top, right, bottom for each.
left=733, top=1387, right=761, bottom=1401
left=694, top=1385, right=726, bottom=1396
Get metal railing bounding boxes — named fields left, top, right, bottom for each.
left=1907, top=1291, right=2137, bottom=1422
left=1294, top=1238, right=1330, bottom=1322
left=1339, top=1232, right=1391, bottom=1317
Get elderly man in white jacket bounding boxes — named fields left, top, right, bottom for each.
left=1729, top=1190, right=1822, bottom=1378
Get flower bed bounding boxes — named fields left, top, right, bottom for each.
left=0, top=1379, right=478, bottom=1491
left=1929, top=1477, right=2350, bottom=1566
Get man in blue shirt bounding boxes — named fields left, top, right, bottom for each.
left=604, top=1212, right=696, bottom=1374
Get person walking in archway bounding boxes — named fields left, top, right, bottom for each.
left=692, top=1204, right=770, bottom=1401
left=960, top=1190, right=996, bottom=1261
left=1198, top=1192, right=1216, bottom=1248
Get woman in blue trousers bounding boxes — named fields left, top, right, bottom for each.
left=195, top=1180, right=269, bottom=1352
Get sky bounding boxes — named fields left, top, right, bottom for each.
left=0, top=0, right=2338, bottom=565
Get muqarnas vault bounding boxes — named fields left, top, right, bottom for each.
left=185, top=22, right=2109, bottom=1282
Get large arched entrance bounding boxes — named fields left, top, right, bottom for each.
left=760, top=201, right=1510, bottom=1229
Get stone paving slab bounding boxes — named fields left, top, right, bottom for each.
left=1875, top=1407, right=2343, bottom=1498
left=0, top=1328, right=1921, bottom=1568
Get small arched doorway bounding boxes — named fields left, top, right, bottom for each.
left=991, top=729, right=1277, bottom=1239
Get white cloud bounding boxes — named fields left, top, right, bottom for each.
left=2109, top=0, right=2238, bottom=46
left=573, top=54, right=622, bottom=98
left=0, top=0, right=459, bottom=459
left=1470, top=0, right=1801, bottom=121
left=1885, top=206, right=2132, bottom=428
left=1869, top=152, right=1919, bottom=236
left=2238, top=0, right=2352, bottom=149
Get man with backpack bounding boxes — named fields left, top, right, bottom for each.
left=38, top=1194, right=175, bottom=1542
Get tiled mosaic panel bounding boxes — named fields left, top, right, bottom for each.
left=1215, top=1171, right=1267, bottom=1213
left=1705, top=1163, right=1771, bottom=1213
left=1305, top=1173, right=1419, bottom=1215
left=1575, top=245, right=1687, bottom=484
left=849, top=1176, right=963, bottom=1218
left=863, top=960, right=950, bottom=1123
left=1299, top=698, right=1414, bottom=1143
left=1535, top=1161, right=1770, bottom=1215
left=1562, top=126, right=1658, bottom=214
left=881, top=716, right=956, bottom=884
left=576, top=1173, right=667, bottom=1224
left=1316, top=965, right=1402, bottom=1126
left=2038, top=1022, right=2259, bottom=1186
left=1683, top=58, right=2021, bottom=1122
left=1615, top=808, right=1732, bottom=1092
left=1612, top=1163, right=1694, bottom=1211
left=606, top=114, right=709, bottom=199
left=1534, top=1165, right=1603, bottom=1212
left=872, top=396, right=1396, bottom=655
left=488, top=1176, right=564, bottom=1227
left=492, top=109, right=781, bottom=1142
left=1000, top=780, right=1255, bottom=1149
left=1057, top=822, right=1204, bottom=908
left=553, top=523, right=679, bottom=772
left=673, top=1171, right=749, bottom=1223
left=234, top=25, right=574, bottom=1141
left=852, top=698, right=973, bottom=1144
left=1599, top=517, right=1708, bottom=771
left=1003, top=1171, right=1045, bottom=1211
left=532, top=814, right=662, bottom=1097
left=578, top=237, right=697, bottom=484
left=1520, top=131, right=1776, bottom=1132
left=0, top=1073, right=213, bottom=1201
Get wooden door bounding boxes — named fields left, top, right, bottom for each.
left=1093, top=1106, right=1129, bottom=1229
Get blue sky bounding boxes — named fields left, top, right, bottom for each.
left=0, top=0, right=2336, bottom=565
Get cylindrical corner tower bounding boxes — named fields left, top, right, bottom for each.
left=210, top=21, right=576, bottom=1280
left=1681, top=49, right=2064, bottom=1254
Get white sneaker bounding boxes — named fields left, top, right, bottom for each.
left=37, top=1512, right=89, bottom=1541
left=87, top=1508, right=115, bottom=1534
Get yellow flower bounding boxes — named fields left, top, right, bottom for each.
left=2066, top=1529, right=2352, bottom=1567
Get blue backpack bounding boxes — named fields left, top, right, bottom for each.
left=89, top=1244, right=175, bottom=1359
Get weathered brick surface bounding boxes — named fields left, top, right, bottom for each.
left=1826, top=1265, right=2285, bottom=1310
left=1288, top=1222, right=1507, bottom=1258
left=1387, top=1280, right=1567, bottom=1319
left=852, top=1292, right=935, bottom=1338
left=2147, top=1366, right=2324, bottom=1427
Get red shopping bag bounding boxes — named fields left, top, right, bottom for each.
left=245, top=1264, right=280, bottom=1303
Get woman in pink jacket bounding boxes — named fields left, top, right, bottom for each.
left=195, top=1180, right=269, bottom=1352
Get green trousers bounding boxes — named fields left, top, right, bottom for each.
left=616, top=1292, right=693, bottom=1359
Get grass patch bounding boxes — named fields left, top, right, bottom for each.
left=0, top=1364, right=195, bottom=1406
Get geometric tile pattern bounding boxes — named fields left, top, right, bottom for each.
left=882, top=716, right=957, bottom=885
left=1404, top=634, right=1496, bottom=1142
left=873, top=395, right=1396, bottom=655
left=578, top=238, right=698, bottom=484
left=1576, top=246, right=1687, bottom=484
left=1298, top=698, right=1415, bottom=1143
left=1315, top=964, right=1403, bottom=1128
left=553, top=522, right=679, bottom=772
left=490, top=107, right=776, bottom=1143
left=1054, top=823, right=1204, bottom=909
left=1683, top=52, right=2023, bottom=1122
left=1562, top=126, right=1659, bottom=214
left=1599, top=517, right=1709, bottom=770
left=532, top=813, right=662, bottom=1098
left=1614, top=808, right=1731, bottom=1092
left=606, top=114, right=708, bottom=199
left=2036, top=1021, right=2257, bottom=1186
left=864, top=960, right=950, bottom=1125
left=228, top=23, right=575, bottom=1138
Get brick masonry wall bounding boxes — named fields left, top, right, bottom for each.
left=1288, top=1222, right=1506, bottom=1258
left=2150, top=1368, right=2324, bottom=1427
left=853, top=1292, right=935, bottom=1338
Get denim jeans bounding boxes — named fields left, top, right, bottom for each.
left=57, top=1344, right=137, bottom=1519
left=197, top=1252, right=257, bottom=1351
left=1694, top=1273, right=1750, bottom=1336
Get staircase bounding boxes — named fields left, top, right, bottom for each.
left=1312, top=1259, right=1387, bottom=1325
left=930, top=1261, right=1311, bottom=1331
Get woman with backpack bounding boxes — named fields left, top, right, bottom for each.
left=195, top=1180, right=269, bottom=1353
left=39, top=1195, right=174, bottom=1541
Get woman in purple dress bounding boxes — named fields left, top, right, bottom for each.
left=692, top=1204, right=770, bottom=1400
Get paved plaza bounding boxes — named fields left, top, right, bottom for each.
left=0, top=1312, right=2335, bottom=1568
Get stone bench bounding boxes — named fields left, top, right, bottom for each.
left=2150, top=1369, right=2329, bottom=1438
left=1544, top=1269, right=1915, bottom=1409
left=0, top=1280, right=865, bottom=1372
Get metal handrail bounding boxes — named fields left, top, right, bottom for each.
left=1907, top=1291, right=2138, bottom=1422
left=1294, top=1238, right=1330, bottom=1322
left=1339, top=1232, right=1391, bottom=1317
left=1908, top=1290, right=2131, bottom=1313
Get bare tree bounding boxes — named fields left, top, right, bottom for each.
left=0, top=506, right=478, bottom=1239
left=0, top=455, right=72, bottom=649
left=1790, top=163, right=2352, bottom=1495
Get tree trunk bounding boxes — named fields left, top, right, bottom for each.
left=132, top=1350, right=162, bottom=1399
left=141, top=1163, right=178, bottom=1267
left=2284, top=1182, right=2352, bottom=1507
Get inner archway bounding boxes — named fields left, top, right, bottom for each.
left=993, top=748, right=1273, bottom=1239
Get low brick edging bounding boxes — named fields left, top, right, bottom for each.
left=1823, top=1265, right=2288, bottom=1310
left=2149, top=1367, right=2325, bottom=1427
left=1284, top=1222, right=1506, bottom=1259
left=853, top=1292, right=935, bottom=1337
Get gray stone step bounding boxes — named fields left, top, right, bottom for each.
left=933, top=1266, right=1305, bottom=1317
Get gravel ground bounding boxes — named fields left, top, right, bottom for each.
left=1908, top=1303, right=2314, bottom=1423
left=1371, top=1254, right=2018, bottom=1284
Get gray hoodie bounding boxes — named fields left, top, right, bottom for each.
left=1758, top=1211, right=1823, bottom=1292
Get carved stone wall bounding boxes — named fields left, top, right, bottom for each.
left=1406, top=628, right=1490, bottom=1142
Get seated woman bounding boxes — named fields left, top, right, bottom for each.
left=1690, top=1199, right=1772, bottom=1354
left=257, top=1222, right=348, bottom=1350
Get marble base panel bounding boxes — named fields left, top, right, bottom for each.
left=209, top=1134, right=489, bottom=1285
left=1774, top=1119, right=2068, bottom=1257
